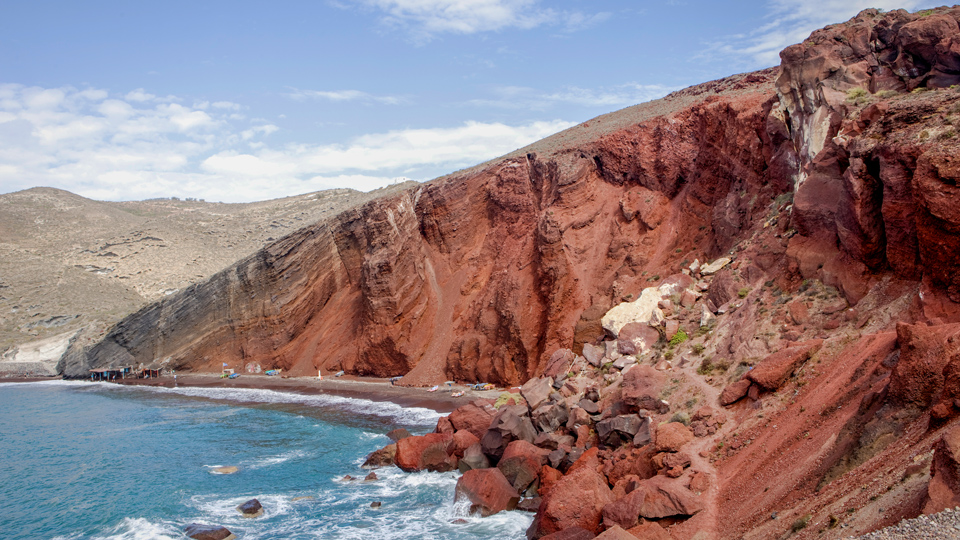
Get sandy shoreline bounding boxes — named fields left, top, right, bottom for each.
left=1, top=373, right=503, bottom=414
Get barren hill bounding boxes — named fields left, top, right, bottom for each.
left=0, top=184, right=413, bottom=355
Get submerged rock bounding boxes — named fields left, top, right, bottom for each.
left=209, top=466, right=238, bottom=475
left=236, top=498, right=263, bottom=518
left=184, top=523, right=236, bottom=540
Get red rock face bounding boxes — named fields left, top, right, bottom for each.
left=79, top=11, right=960, bottom=396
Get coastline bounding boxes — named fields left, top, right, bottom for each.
left=1, top=373, right=503, bottom=414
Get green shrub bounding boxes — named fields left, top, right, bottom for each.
left=692, top=343, right=705, bottom=355
left=846, top=87, right=868, bottom=103
left=670, top=412, right=691, bottom=425
left=738, top=287, right=750, bottom=298
left=669, top=329, right=689, bottom=347
left=876, top=89, right=899, bottom=99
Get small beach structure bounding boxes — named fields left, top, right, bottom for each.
left=140, top=368, right=162, bottom=379
left=89, top=366, right=133, bottom=381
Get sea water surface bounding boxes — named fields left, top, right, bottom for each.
left=0, top=381, right=532, bottom=540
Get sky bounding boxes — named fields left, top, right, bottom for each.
left=0, top=0, right=944, bottom=203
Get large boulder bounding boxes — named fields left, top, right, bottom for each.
left=482, top=405, right=538, bottom=461
left=719, top=379, right=752, bottom=406
left=395, top=433, right=457, bottom=472
left=522, top=377, right=556, bottom=410
left=924, top=425, right=960, bottom=514
left=527, top=450, right=614, bottom=538
left=596, top=415, right=648, bottom=447
left=450, top=430, right=481, bottom=459
left=654, top=422, right=693, bottom=453
left=601, top=288, right=665, bottom=337
left=621, top=365, right=667, bottom=413
left=543, top=349, right=576, bottom=379
left=533, top=401, right=570, bottom=433
left=459, top=442, right=492, bottom=472
left=602, top=475, right=703, bottom=529
left=184, top=524, right=236, bottom=540
left=602, top=445, right=657, bottom=486
left=617, top=322, right=661, bottom=356
left=455, top=467, right=521, bottom=517
left=449, top=401, right=498, bottom=440
left=362, top=443, right=397, bottom=469
left=499, top=440, right=551, bottom=493
left=527, top=467, right=613, bottom=539
left=746, top=339, right=823, bottom=390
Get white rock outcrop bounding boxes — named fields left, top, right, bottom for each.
left=601, top=287, right=665, bottom=337
left=0, top=329, right=78, bottom=376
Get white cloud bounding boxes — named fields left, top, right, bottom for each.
left=469, top=83, right=677, bottom=110
left=285, top=88, right=404, bottom=105
left=202, top=119, right=574, bottom=179
left=0, top=84, right=574, bottom=202
left=712, top=0, right=937, bottom=67
left=350, top=0, right=606, bottom=40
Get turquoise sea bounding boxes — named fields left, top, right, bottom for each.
left=0, top=381, right=532, bottom=539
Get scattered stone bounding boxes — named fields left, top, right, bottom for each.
left=236, top=498, right=263, bottom=518
left=700, top=305, right=717, bottom=328
left=184, top=524, right=236, bottom=540
left=582, top=343, right=605, bottom=367
left=517, top=497, right=542, bottom=512
left=291, top=496, right=314, bottom=502
left=578, top=398, right=600, bottom=415
left=364, top=471, right=378, bottom=482
left=342, top=475, right=356, bottom=481
left=370, top=501, right=382, bottom=508
left=719, top=379, right=751, bottom=406
left=455, top=467, right=521, bottom=517
left=612, top=356, right=636, bottom=370
left=680, top=289, right=698, bottom=308
left=701, top=257, right=731, bottom=275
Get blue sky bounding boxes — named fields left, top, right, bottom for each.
left=0, top=0, right=942, bottom=202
